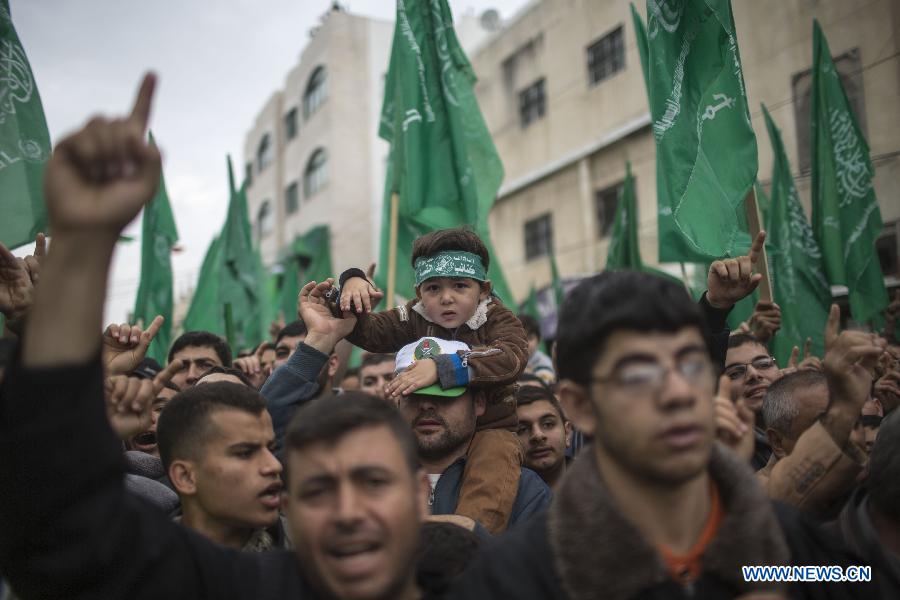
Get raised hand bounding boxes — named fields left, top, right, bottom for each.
left=748, top=301, right=781, bottom=343
left=823, top=331, right=886, bottom=410
left=0, top=242, right=34, bottom=321
left=706, top=230, right=765, bottom=309
left=714, top=375, right=755, bottom=463
left=339, top=265, right=384, bottom=314
left=298, top=279, right=357, bottom=354
left=102, top=315, right=164, bottom=376
left=106, top=359, right=183, bottom=440
left=824, top=303, right=840, bottom=354
left=44, top=73, right=160, bottom=238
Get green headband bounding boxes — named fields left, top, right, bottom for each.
left=414, top=251, right=487, bottom=286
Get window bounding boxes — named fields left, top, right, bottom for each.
left=792, top=48, right=867, bottom=172
left=596, top=182, right=624, bottom=238
left=304, top=66, right=327, bottom=120
left=524, top=213, right=553, bottom=261
left=256, top=133, right=273, bottom=173
left=244, top=162, right=253, bottom=187
left=285, top=181, right=299, bottom=215
left=877, top=221, right=898, bottom=278
left=304, top=148, right=328, bottom=198
left=587, top=26, right=625, bottom=86
left=257, top=200, right=274, bottom=240
left=284, top=108, right=298, bottom=141
left=519, top=78, right=546, bottom=128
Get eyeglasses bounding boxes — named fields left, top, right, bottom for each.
left=723, top=356, right=777, bottom=381
left=591, top=354, right=714, bottom=393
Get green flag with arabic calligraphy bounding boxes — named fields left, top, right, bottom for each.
left=377, top=0, right=511, bottom=304
left=762, top=104, right=830, bottom=363
left=809, top=20, right=887, bottom=325
left=646, top=0, right=757, bottom=263
left=0, top=0, right=50, bottom=249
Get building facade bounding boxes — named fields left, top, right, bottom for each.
left=243, top=7, right=393, bottom=274
left=469, top=0, right=900, bottom=304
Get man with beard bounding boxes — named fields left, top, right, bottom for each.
left=515, top=385, right=572, bottom=489
left=394, top=338, right=551, bottom=531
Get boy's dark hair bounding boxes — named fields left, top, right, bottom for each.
left=256, top=341, right=275, bottom=354
left=517, top=314, right=541, bottom=340
left=157, top=381, right=266, bottom=470
left=728, top=332, right=765, bottom=350
left=168, top=331, right=232, bottom=367
left=411, top=227, right=490, bottom=272
left=868, top=410, right=900, bottom=520
left=276, top=320, right=308, bottom=345
left=516, top=383, right=567, bottom=421
left=197, top=365, right=254, bottom=388
left=285, top=391, right=419, bottom=475
left=416, top=521, right=481, bottom=597
left=361, top=352, right=396, bottom=370
left=556, top=271, right=710, bottom=384
left=517, top=372, right=551, bottom=389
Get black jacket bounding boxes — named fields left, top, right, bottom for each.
left=0, top=354, right=319, bottom=599
left=449, top=446, right=877, bottom=600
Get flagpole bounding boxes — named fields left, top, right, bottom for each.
left=387, top=192, right=399, bottom=308
left=744, top=187, right=773, bottom=302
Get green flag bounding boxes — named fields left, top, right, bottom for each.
left=0, top=1, right=50, bottom=249
left=606, top=162, right=644, bottom=271
left=219, top=156, right=265, bottom=350
left=183, top=235, right=223, bottom=334
left=810, top=20, right=887, bottom=325
left=133, top=133, right=179, bottom=364
left=630, top=3, right=650, bottom=93
left=647, top=0, right=757, bottom=263
left=377, top=0, right=511, bottom=304
left=279, top=225, right=333, bottom=321
left=549, top=249, right=565, bottom=311
left=762, top=104, right=830, bottom=363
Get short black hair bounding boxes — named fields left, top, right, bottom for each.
left=196, top=365, right=254, bottom=388
left=556, top=271, right=710, bottom=384
left=360, top=352, right=396, bottom=370
left=157, top=381, right=266, bottom=470
left=868, top=409, right=900, bottom=519
left=168, top=331, right=232, bottom=367
left=256, top=341, right=275, bottom=354
left=516, top=383, right=567, bottom=422
left=285, top=391, right=419, bottom=474
left=517, top=314, right=541, bottom=341
left=728, top=332, right=766, bottom=350
left=411, top=227, right=490, bottom=272
left=276, top=320, right=308, bottom=345
left=416, top=522, right=481, bottom=597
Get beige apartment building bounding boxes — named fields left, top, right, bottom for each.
left=243, top=6, right=393, bottom=272
left=471, top=0, right=900, bottom=305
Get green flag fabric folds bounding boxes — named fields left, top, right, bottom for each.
left=133, top=133, right=179, bottom=364
left=0, top=1, right=51, bottom=249
left=184, top=159, right=266, bottom=351
left=377, top=0, right=511, bottom=303
left=647, top=0, right=757, bottom=263
left=809, top=21, right=887, bottom=325
left=277, top=225, right=333, bottom=322
left=762, top=105, right=831, bottom=363
left=630, top=3, right=651, bottom=93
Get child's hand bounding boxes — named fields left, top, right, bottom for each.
left=387, top=359, right=438, bottom=398
left=340, top=275, right=383, bottom=314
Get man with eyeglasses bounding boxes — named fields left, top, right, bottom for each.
left=450, top=271, right=863, bottom=599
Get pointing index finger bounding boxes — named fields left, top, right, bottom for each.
left=130, top=72, right=157, bottom=133
left=153, top=359, right=185, bottom=393
left=747, top=230, right=766, bottom=265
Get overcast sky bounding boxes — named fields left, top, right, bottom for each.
left=12, top=0, right=530, bottom=325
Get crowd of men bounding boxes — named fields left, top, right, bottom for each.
left=1, top=73, right=900, bottom=600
